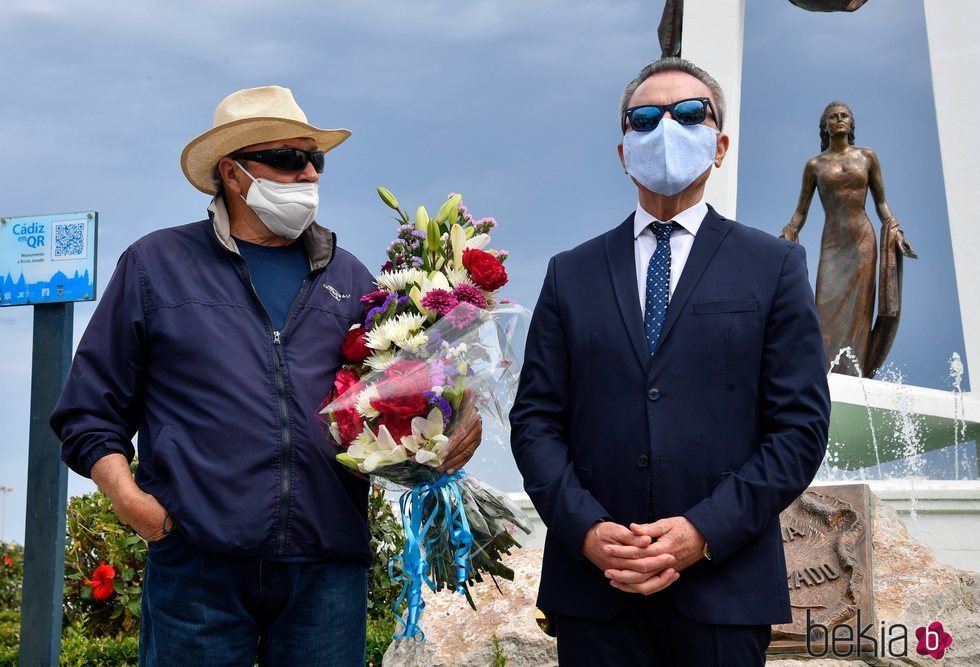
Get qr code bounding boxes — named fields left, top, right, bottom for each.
left=52, top=220, right=87, bottom=260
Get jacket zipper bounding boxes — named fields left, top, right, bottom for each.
left=234, top=251, right=312, bottom=555
left=270, top=276, right=310, bottom=555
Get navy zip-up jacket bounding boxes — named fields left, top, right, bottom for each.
left=52, top=204, right=376, bottom=563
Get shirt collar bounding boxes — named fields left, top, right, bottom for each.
left=632, top=199, right=708, bottom=239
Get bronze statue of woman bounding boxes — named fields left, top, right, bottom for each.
left=781, top=101, right=916, bottom=377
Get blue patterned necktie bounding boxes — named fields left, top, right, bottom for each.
left=644, top=221, right=675, bottom=355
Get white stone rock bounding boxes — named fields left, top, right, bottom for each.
left=383, top=492, right=980, bottom=666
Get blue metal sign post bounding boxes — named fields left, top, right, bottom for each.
left=20, top=303, right=73, bottom=666
left=2, top=211, right=98, bottom=665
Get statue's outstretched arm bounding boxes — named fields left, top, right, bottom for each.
left=867, top=149, right=916, bottom=258
left=781, top=159, right=818, bottom=243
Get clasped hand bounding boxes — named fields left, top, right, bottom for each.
left=582, top=516, right=706, bottom=595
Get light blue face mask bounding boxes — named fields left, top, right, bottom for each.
left=622, top=118, right=719, bottom=196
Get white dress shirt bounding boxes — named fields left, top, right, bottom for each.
left=633, top=200, right=707, bottom=318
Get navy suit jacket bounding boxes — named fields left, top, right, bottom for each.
left=510, top=206, right=830, bottom=625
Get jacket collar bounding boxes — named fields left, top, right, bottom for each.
left=207, top=195, right=336, bottom=270
left=605, top=204, right=730, bottom=368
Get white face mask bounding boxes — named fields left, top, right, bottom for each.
left=235, top=161, right=319, bottom=239
left=622, top=118, right=719, bottom=196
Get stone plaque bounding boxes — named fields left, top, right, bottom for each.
left=769, top=484, right=874, bottom=655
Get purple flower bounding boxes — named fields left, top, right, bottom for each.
left=361, top=289, right=391, bottom=307
left=366, top=293, right=399, bottom=329
left=423, top=390, right=453, bottom=427
left=446, top=302, right=480, bottom=329
left=412, top=256, right=424, bottom=267
left=421, top=289, right=459, bottom=316
left=427, top=358, right=448, bottom=387
left=453, top=284, right=488, bottom=310
left=411, top=229, right=427, bottom=239
left=474, top=217, right=497, bottom=234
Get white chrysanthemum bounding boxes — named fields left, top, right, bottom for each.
left=445, top=267, right=476, bottom=288
left=364, top=350, right=398, bottom=372
left=354, top=386, right=381, bottom=419
left=366, top=312, right=427, bottom=351
left=395, top=332, right=429, bottom=355
left=375, top=268, right=425, bottom=292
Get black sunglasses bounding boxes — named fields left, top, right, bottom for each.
left=232, top=148, right=325, bottom=173
left=622, top=97, right=717, bottom=133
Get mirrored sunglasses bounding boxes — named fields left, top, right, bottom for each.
left=622, top=97, right=716, bottom=133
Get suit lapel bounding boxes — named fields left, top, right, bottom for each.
left=657, top=207, right=731, bottom=349
left=605, top=214, right=648, bottom=368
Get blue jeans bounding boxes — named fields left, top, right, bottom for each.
left=139, top=529, right=368, bottom=666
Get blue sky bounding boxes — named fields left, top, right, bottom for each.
left=0, top=0, right=967, bottom=543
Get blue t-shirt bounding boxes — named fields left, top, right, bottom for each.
left=235, top=238, right=310, bottom=331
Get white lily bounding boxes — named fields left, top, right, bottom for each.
left=419, top=271, right=452, bottom=297
left=465, top=233, right=490, bottom=250
left=400, top=408, right=449, bottom=466
left=450, top=224, right=467, bottom=267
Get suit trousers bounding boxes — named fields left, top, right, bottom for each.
left=555, top=592, right=770, bottom=667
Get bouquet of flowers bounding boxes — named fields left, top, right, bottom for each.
left=318, top=187, right=532, bottom=641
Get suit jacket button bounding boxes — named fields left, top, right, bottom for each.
left=637, top=454, right=650, bottom=468
left=647, top=387, right=661, bottom=401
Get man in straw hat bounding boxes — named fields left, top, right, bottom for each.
left=52, top=85, right=481, bottom=664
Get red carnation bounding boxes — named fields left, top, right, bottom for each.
left=340, top=327, right=372, bottom=363
left=332, top=407, right=364, bottom=446
left=3, top=553, right=11, bottom=567
left=369, top=360, right=431, bottom=436
left=462, top=248, right=508, bottom=291
left=331, top=368, right=361, bottom=400
left=86, top=562, right=116, bottom=601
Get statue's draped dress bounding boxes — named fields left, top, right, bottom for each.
left=813, top=162, right=877, bottom=374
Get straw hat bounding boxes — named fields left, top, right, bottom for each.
left=180, top=85, right=351, bottom=194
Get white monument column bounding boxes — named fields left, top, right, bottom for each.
left=923, top=0, right=980, bottom=385
left=681, top=0, right=746, bottom=220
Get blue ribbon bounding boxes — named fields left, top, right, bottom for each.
left=390, top=470, right=473, bottom=642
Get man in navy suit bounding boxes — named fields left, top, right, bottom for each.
left=510, top=58, right=830, bottom=666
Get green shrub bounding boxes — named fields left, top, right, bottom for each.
left=58, top=618, right=139, bottom=666
left=0, top=544, right=24, bottom=612
left=63, top=489, right=145, bottom=638
left=366, top=483, right=406, bottom=663
left=0, top=480, right=407, bottom=662
left=0, top=610, right=19, bottom=665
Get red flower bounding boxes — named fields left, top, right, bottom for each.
left=332, top=407, right=364, bottom=446
left=86, top=562, right=116, bottom=601
left=2, top=553, right=11, bottom=567
left=462, top=248, right=508, bottom=291
left=331, top=368, right=361, bottom=399
left=340, top=327, right=372, bottom=363
left=369, top=360, right=431, bottom=437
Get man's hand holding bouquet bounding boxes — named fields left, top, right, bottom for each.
left=318, top=188, right=531, bottom=641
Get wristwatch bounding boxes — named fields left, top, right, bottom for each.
left=702, top=541, right=712, bottom=561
